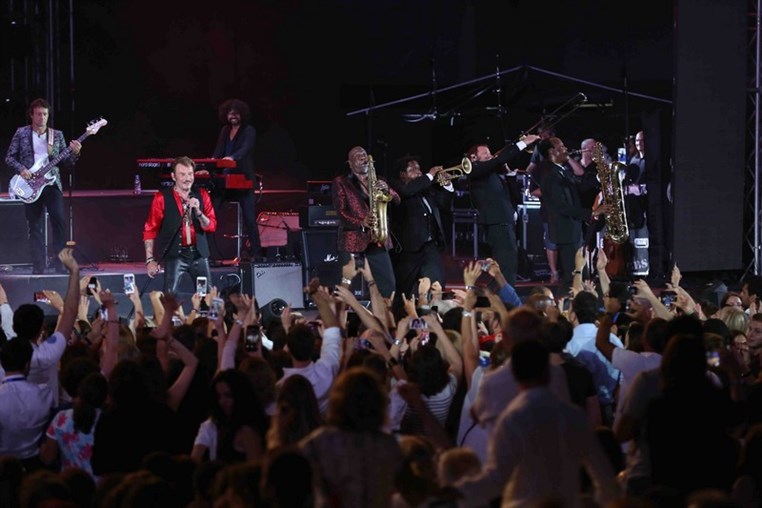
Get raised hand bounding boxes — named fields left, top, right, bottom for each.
left=42, top=290, right=64, bottom=313
left=595, top=249, right=609, bottom=272
left=58, top=247, right=79, bottom=272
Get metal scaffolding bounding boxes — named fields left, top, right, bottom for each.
left=746, top=0, right=762, bottom=277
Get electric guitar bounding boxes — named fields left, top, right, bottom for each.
left=9, top=118, right=108, bottom=204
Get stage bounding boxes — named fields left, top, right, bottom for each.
left=0, top=188, right=732, bottom=320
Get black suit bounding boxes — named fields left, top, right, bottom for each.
left=468, top=143, right=523, bottom=285
left=539, top=160, right=592, bottom=286
left=390, top=174, right=452, bottom=296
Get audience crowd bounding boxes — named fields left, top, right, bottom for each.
left=2, top=245, right=762, bottom=508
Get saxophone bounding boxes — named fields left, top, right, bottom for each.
left=366, top=155, right=393, bottom=244
left=591, top=142, right=629, bottom=244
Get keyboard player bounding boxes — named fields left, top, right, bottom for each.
left=211, top=98, right=263, bottom=261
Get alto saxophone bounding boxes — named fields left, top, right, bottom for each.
left=366, top=155, right=393, bottom=244
left=591, top=142, right=629, bottom=244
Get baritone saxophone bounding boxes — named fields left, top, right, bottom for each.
left=591, top=142, right=629, bottom=244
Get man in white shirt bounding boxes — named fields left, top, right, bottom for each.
left=9, top=247, right=80, bottom=406
left=0, top=337, right=54, bottom=470
left=277, top=283, right=340, bottom=416
left=455, top=339, right=620, bottom=508
left=566, top=291, right=623, bottom=425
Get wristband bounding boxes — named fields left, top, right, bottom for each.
left=465, top=285, right=477, bottom=291
left=341, top=277, right=352, bottom=285
left=572, top=270, right=582, bottom=275
left=234, top=319, right=244, bottom=326
left=367, top=280, right=376, bottom=287
left=145, top=258, right=155, bottom=265
left=462, top=310, right=474, bottom=318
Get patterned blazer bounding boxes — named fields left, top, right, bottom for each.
left=4, top=125, right=77, bottom=191
left=332, top=172, right=400, bottom=253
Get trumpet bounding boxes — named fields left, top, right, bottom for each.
left=436, top=157, right=472, bottom=186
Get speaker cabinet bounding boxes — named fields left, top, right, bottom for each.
left=240, top=262, right=304, bottom=308
left=0, top=201, right=46, bottom=266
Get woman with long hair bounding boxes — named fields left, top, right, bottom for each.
left=192, top=368, right=268, bottom=463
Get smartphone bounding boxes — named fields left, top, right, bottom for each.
left=245, top=325, right=260, bottom=351
left=33, top=291, right=50, bottom=304
left=209, top=297, right=224, bottom=320
left=561, top=299, right=571, bottom=312
left=410, top=318, right=428, bottom=330
left=475, top=296, right=490, bottom=308
left=479, top=260, right=492, bottom=272
left=353, top=253, right=365, bottom=271
left=196, top=276, right=208, bottom=297
left=86, top=276, right=97, bottom=296
left=171, top=315, right=182, bottom=327
left=617, top=147, right=627, bottom=164
left=123, top=273, right=136, bottom=295
left=660, top=291, right=677, bottom=307
left=98, top=305, right=108, bottom=321
left=627, top=285, right=638, bottom=297
left=706, top=350, right=720, bottom=368
left=420, top=330, right=431, bottom=346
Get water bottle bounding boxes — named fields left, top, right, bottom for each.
left=133, top=174, right=142, bottom=195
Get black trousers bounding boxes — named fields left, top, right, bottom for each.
left=484, top=223, right=518, bottom=287
left=162, top=248, right=212, bottom=294
left=25, top=185, right=66, bottom=272
left=393, top=241, right=445, bottom=298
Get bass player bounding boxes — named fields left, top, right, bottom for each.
left=5, top=98, right=81, bottom=274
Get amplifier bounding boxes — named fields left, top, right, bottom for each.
left=306, top=180, right=333, bottom=206
left=257, top=211, right=300, bottom=247
left=0, top=200, right=46, bottom=266
left=299, top=205, right=339, bottom=228
left=240, top=262, right=304, bottom=308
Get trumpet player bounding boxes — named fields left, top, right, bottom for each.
left=389, top=155, right=454, bottom=299
left=332, top=146, right=400, bottom=298
left=466, top=135, right=540, bottom=286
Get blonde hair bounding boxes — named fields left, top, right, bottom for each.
left=718, top=306, right=750, bottom=335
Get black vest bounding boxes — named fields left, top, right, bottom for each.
left=156, top=187, right=210, bottom=260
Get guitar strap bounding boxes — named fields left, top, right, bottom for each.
left=46, top=128, right=55, bottom=155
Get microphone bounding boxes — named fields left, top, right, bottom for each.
left=568, top=149, right=583, bottom=157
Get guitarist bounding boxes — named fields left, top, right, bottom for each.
left=4, top=98, right=81, bottom=274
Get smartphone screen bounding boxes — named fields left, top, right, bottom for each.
left=209, top=297, right=224, bottom=320
left=245, top=325, right=260, bottom=351
left=33, top=291, right=50, bottom=304
left=196, top=277, right=208, bottom=297
left=87, top=276, right=97, bottom=296
left=123, top=273, right=136, bottom=294
left=354, top=253, right=365, bottom=271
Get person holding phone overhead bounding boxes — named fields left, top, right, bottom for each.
left=143, top=156, right=217, bottom=293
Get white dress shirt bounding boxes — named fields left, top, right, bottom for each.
left=456, top=387, right=620, bottom=508
left=0, top=374, right=54, bottom=459
left=278, top=326, right=341, bottom=416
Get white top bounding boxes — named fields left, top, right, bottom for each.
left=611, top=349, right=661, bottom=423
left=278, top=326, right=342, bottom=416
left=0, top=374, right=54, bottom=459
left=566, top=323, right=623, bottom=405
left=456, top=387, right=620, bottom=508
left=470, top=361, right=571, bottom=461
left=194, top=418, right=219, bottom=460
left=28, top=331, right=67, bottom=407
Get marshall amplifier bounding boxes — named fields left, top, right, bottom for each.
left=299, top=205, right=339, bottom=228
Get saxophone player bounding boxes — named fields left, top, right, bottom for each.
left=536, top=137, right=609, bottom=288
left=332, top=146, right=400, bottom=298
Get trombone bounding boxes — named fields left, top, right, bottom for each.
left=436, top=157, right=472, bottom=186
left=518, top=92, right=588, bottom=150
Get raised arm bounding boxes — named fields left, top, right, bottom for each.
left=55, top=247, right=81, bottom=339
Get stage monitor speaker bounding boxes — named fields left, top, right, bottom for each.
left=240, top=262, right=304, bottom=308
left=0, top=201, right=46, bottom=265
left=294, top=229, right=339, bottom=268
